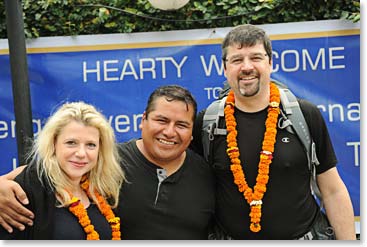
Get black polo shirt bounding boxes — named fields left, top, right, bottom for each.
left=116, top=139, right=215, bottom=240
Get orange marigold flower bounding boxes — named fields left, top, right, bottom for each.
left=250, top=223, right=261, bottom=232
left=87, top=231, right=99, bottom=240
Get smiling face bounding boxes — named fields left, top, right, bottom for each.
left=55, top=120, right=100, bottom=184
left=224, top=42, right=272, bottom=98
left=139, top=96, right=194, bottom=167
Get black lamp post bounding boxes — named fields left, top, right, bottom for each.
left=4, top=0, right=33, bottom=165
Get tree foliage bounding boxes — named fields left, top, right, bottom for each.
left=0, top=0, right=360, bottom=39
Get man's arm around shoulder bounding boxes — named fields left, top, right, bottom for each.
left=0, top=165, right=34, bottom=233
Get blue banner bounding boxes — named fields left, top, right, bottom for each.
left=0, top=20, right=360, bottom=222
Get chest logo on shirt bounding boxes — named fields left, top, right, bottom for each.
left=282, top=137, right=290, bottom=143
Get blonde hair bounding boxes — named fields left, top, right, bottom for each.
left=29, top=102, right=124, bottom=208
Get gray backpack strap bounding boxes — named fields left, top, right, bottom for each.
left=278, top=87, right=322, bottom=205
left=202, top=97, right=227, bottom=162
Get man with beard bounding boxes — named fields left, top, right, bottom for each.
left=190, top=24, right=355, bottom=240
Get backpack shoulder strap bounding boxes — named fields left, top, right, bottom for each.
left=278, top=85, right=322, bottom=205
left=202, top=97, right=227, bottom=162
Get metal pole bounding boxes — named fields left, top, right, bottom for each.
left=4, top=0, right=33, bottom=165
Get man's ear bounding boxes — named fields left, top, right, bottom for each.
left=139, top=111, right=147, bottom=130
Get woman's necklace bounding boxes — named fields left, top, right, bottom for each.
left=68, top=176, right=121, bottom=240
left=224, top=82, right=280, bottom=233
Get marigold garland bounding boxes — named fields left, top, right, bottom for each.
left=68, top=176, right=121, bottom=240
left=224, top=82, right=280, bottom=233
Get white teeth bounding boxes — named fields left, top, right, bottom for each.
left=158, top=139, right=175, bottom=145
left=240, top=77, right=255, bottom=80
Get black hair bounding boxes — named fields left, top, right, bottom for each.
left=145, top=85, right=197, bottom=121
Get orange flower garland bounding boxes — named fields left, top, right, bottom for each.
left=68, top=176, right=121, bottom=240
left=224, top=82, right=280, bottom=233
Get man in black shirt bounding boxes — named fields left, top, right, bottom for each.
left=190, top=24, right=355, bottom=240
left=116, top=85, right=215, bottom=239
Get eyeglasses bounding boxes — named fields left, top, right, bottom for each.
left=225, top=53, right=268, bottom=66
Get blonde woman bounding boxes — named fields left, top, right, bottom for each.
left=0, top=102, right=125, bottom=240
